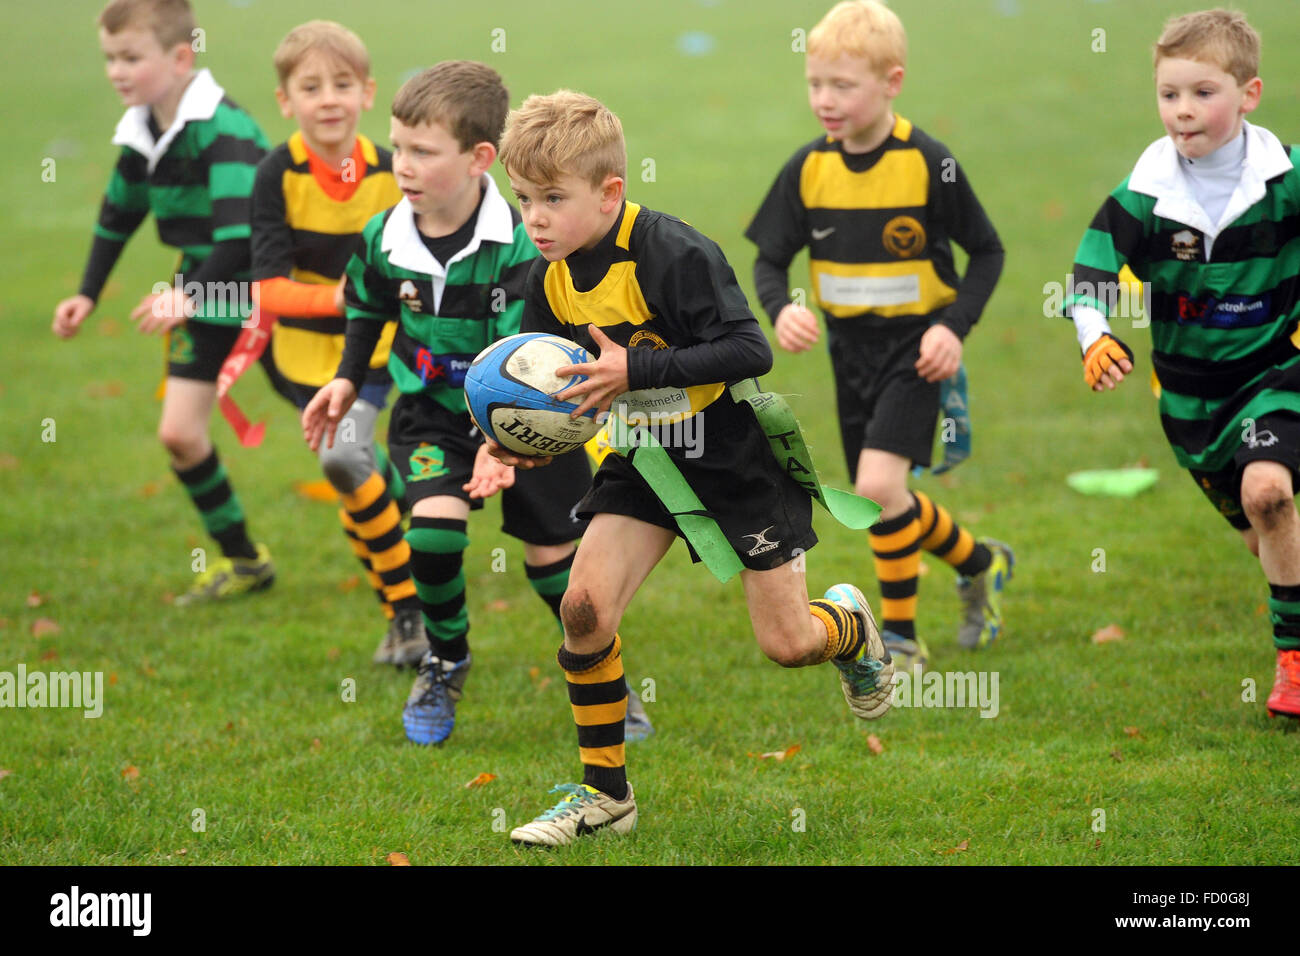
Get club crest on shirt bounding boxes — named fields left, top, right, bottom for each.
left=628, top=329, right=668, bottom=350
left=398, top=279, right=424, bottom=313
left=1171, top=229, right=1200, bottom=262
left=882, top=216, right=926, bottom=259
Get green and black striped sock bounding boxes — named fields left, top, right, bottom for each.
left=1268, top=583, right=1300, bottom=651
left=526, top=552, right=574, bottom=625
left=406, top=517, right=469, bottom=662
left=174, top=449, right=256, bottom=559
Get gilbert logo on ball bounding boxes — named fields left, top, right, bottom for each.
left=465, top=333, right=603, bottom=456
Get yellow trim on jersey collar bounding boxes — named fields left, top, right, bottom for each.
left=287, top=130, right=379, bottom=167
left=616, top=201, right=640, bottom=249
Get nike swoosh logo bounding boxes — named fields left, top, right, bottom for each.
left=811, top=227, right=835, bottom=240
left=575, top=817, right=617, bottom=836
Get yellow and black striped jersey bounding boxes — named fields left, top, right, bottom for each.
left=252, top=131, right=402, bottom=385
left=747, top=115, right=1002, bottom=339
left=521, top=201, right=770, bottom=427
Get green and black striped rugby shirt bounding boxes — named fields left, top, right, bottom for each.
left=1066, top=122, right=1300, bottom=472
left=78, top=69, right=269, bottom=325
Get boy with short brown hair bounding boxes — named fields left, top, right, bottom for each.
left=1063, top=8, right=1300, bottom=718
left=52, top=0, right=274, bottom=604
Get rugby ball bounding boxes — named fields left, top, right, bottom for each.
left=465, top=332, right=602, bottom=457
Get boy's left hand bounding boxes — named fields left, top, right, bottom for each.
left=555, top=325, right=629, bottom=418
left=464, top=442, right=516, bottom=499
left=915, top=324, right=963, bottom=383
left=131, top=288, right=192, bottom=335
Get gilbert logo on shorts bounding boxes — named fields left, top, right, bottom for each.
left=742, top=526, right=780, bottom=557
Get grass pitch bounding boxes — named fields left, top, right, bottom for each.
left=2, top=0, right=1299, bottom=865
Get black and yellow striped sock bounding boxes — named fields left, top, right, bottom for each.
left=526, top=552, right=574, bottom=624
left=342, top=471, right=418, bottom=616
left=406, top=517, right=469, bottom=662
left=1269, top=583, right=1300, bottom=651
left=870, top=508, right=921, bottom=640
left=174, top=448, right=256, bottom=559
left=338, top=509, right=392, bottom=618
left=912, top=490, right=990, bottom=578
left=558, top=636, right=627, bottom=799
left=809, top=600, right=863, bottom=663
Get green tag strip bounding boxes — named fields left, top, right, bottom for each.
left=609, top=379, right=881, bottom=583
left=728, top=379, right=882, bottom=531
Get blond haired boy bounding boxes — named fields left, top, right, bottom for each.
left=747, top=0, right=1011, bottom=669
left=495, top=90, right=893, bottom=847
left=1063, top=9, right=1300, bottom=718
left=250, top=21, right=421, bottom=666
left=52, top=0, right=275, bottom=603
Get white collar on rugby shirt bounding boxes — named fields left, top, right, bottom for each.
left=111, top=68, right=225, bottom=174
left=381, top=173, right=514, bottom=313
left=1127, top=120, right=1292, bottom=248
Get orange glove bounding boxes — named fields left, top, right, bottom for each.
left=1083, top=334, right=1134, bottom=389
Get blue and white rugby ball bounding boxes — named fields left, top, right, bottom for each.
left=465, top=332, right=602, bottom=457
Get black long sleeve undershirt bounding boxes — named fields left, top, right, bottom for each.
left=752, top=253, right=792, bottom=324
left=624, top=316, right=772, bottom=389
left=335, top=317, right=385, bottom=391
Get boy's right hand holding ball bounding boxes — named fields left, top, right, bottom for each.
left=1083, top=334, right=1134, bottom=391
left=774, top=303, right=821, bottom=353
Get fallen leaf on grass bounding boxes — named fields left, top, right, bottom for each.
left=138, top=480, right=164, bottom=498
left=326, top=647, right=341, bottom=661
left=160, top=592, right=175, bottom=605
left=387, top=851, right=411, bottom=866
left=749, top=744, right=801, bottom=762
left=108, top=673, right=118, bottom=686
left=121, top=765, right=140, bottom=781
left=536, top=676, right=552, bottom=692
left=294, top=479, right=338, bottom=502
left=176, top=848, right=187, bottom=856
left=940, top=839, right=970, bottom=855
left=40, top=649, right=58, bottom=662
left=1091, top=624, right=1125, bottom=644
left=1093, top=839, right=1102, bottom=850
left=866, top=734, right=885, bottom=755
left=464, top=772, right=497, bottom=789
left=1110, top=749, right=1123, bottom=762
left=528, top=666, right=540, bottom=682
left=337, top=576, right=360, bottom=593
left=310, top=738, right=323, bottom=753
left=488, top=599, right=510, bottom=612
left=1256, top=604, right=1268, bottom=617
left=0, top=454, right=18, bottom=471
left=1123, top=726, right=1141, bottom=737
left=85, top=381, right=125, bottom=399
left=26, top=590, right=45, bottom=608
left=0, top=769, right=12, bottom=782
left=31, top=617, right=60, bottom=638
